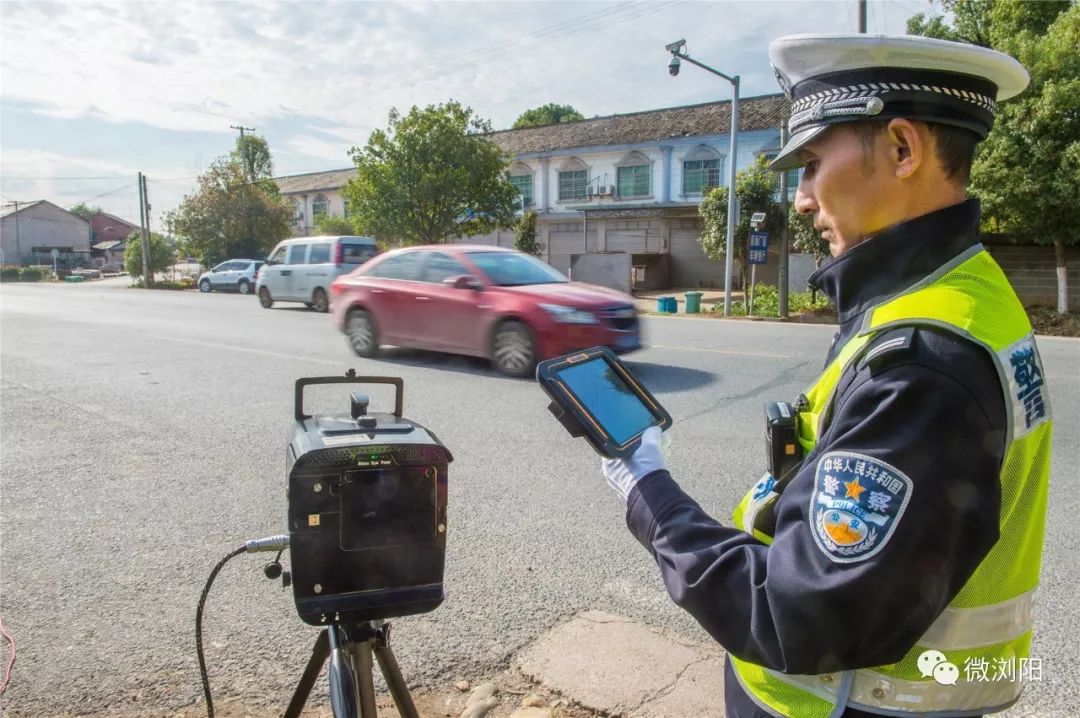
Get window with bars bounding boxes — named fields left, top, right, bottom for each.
left=509, top=175, right=534, bottom=207
left=558, top=170, right=587, bottom=201
left=312, top=194, right=329, bottom=217
left=682, top=158, right=721, bottom=195
left=617, top=165, right=650, bottom=198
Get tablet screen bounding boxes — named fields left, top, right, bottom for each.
left=556, top=357, right=657, bottom=445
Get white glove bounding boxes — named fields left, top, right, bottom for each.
left=602, top=425, right=670, bottom=501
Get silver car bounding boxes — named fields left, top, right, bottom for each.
left=198, top=260, right=263, bottom=295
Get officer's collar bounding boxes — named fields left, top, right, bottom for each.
left=809, top=199, right=982, bottom=327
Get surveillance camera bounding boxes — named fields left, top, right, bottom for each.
left=665, top=39, right=686, bottom=54
left=668, top=56, right=681, bottom=77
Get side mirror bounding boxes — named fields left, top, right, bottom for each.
left=445, top=274, right=482, bottom=291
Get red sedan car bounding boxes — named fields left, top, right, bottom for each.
left=329, top=245, right=642, bottom=377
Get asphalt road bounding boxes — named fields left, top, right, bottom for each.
left=2, top=279, right=1078, bottom=717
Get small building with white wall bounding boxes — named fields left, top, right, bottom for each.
left=0, top=200, right=92, bottom=266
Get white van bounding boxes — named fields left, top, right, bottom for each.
left=256, top=235, right=379, bottom=312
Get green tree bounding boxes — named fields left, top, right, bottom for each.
left=514, top=210, right=542, bottom=257
left=314, top=214, right=357, bottom=236
left=124, top=230, right=173, bottom=283
left=231, top=134, right=274, bottom=180
left=909, top=1, right=1078, bottom=312
left=69, top=203, right=102, bottom=221
left=165, top=135, right=293, bottom=267
left=698, top=155, right=786, bottom=291
left=343, top=102, right=518, bottom=245
left=511, top=103, right=585, bottom=129
left=788, top=203, right=830, bottom=303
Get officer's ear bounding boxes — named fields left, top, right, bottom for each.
left=884, top=118, right=924, bottom=180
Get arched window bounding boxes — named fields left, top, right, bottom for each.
left=557, top=157, right=588, bottom=202
left=682, top=145, right=723, bottom=195
left=616, top=151, right=652, bottom=198
left=508, top=163, right=534, bottom=208
left=312, top=194, right=329, bottom=217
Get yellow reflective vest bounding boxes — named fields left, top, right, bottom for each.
left=730, top=244, right=1052, bottom=716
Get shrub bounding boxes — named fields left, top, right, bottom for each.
left=0, top=268, right=19, bottom=282
left=178, top=277, right=195, bottom=289
left=152, top=280, right=192, bottom=290
left=711, top=284, right=832, bottom=318
left=19, top=268, right=43, bottom=282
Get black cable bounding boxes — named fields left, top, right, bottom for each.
left=195, top=546, right=247, bottom=718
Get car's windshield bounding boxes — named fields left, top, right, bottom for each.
left=466, top=252, right=568, bottom=286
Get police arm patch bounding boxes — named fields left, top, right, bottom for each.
left=808, top=451, right=913, bottom=564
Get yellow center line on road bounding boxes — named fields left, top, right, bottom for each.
left=647, top=343, right=795, bottom=359
left=150, top=335, right=345, bottom=366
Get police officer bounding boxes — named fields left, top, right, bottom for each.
left=602, top=34, right=1053, bottom=717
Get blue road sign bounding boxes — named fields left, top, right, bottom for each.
left=749, top=231, right=768, bottom=265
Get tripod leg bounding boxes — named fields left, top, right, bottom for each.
left=355, top=639, right=379, bottom=718
left=374, top=633, right=420, bottom=718
left=285, top=630, right=330, bottom=718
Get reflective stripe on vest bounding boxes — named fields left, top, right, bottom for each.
left=730, top=246, right=1053, bottom=717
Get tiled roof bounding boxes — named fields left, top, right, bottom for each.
left=489, top=94, right=789, bottom=155
left=274, top=168, right=357, bottom=195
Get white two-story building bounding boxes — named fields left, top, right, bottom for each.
left=275, top=94, right=805, bottom=291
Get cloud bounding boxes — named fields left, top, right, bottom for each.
left=2, top=1, right=918, bottom=135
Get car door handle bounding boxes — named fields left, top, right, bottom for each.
left=281, top=270, right=292, bottom=276
left=371, top=289, right=386, bottom=294
left=415, top=296, right=430, bottom=301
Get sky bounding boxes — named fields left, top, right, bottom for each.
left=0, top=0, right=927, bottom=231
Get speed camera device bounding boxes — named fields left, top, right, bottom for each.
left=537, top=346, right=672, bottom=459
left=287, top=371, right=451, bottom=625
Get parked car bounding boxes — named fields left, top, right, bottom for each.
left=329, top=245, right=641, bottom=377
left=198, top=260, right=263, bottom=294
left=257, top=236, right=379, bottom=312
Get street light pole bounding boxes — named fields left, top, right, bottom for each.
left=666, top=40, right=740, bottom=316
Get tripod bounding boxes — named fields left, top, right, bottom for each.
left=285, top=621, right=420, bottom=718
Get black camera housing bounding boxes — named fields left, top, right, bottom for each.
left=287, top=373, right=451, bottom=626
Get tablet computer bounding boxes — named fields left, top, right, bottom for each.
left=536, top=346, right=672, bottom=458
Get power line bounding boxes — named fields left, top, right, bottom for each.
left=72, top=182, right=137, bottom=206
left=0, top=174, right=197, bottom=181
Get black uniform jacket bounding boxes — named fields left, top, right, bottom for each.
left=626, top=200, right=1008, bottom=676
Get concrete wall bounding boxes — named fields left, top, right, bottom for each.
left=570, top=252, right=633, bottom=293
left=985, top=244, right=1080, bottom=309
left=0, top=203, right=90, bottom=265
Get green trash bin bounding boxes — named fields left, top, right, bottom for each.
left=684, top=291, right=704, bottom=314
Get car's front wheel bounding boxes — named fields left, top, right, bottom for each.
left=258, top=286, right=273, bottom=309
left=199, top=279, right=211, bottom=293
left=310, top=288, right=329, bottom=313
left=346, top=308, right=379, bottom=357
left=491, top=320, right=536, bottom=378
left=238, top=279, right=252, bottom=295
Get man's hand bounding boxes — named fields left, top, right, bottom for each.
left=602, top=426, right=669, bottom=501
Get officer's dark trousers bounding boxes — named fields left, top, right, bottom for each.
left=724, top=658, right=983, bottom=718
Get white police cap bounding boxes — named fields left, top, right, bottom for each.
left=769, top=34, right=1030, bottom=170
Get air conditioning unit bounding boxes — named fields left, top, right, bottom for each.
left=586, top=186, right=597, bottom=198
left=599, top=185, right=615, bottom=196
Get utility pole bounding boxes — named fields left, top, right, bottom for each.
left=778, top=123, right=791, bottom=319
left=230, top=124, right=256, bottom=179
left=858, top=0, right=867, bottom=33
left=138, top=172, right=151, bottom=287
left=231, top=124, right=257, bottom=254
